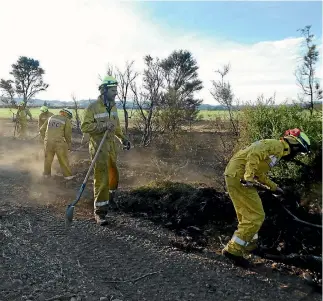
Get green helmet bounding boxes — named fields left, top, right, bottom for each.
left=60, top=108, right=73, bottom=119
left=283, top=128, right=311, bottom=153
left=98, top=75, right=118, bottom=91
left=40, top=106, right=48, bottom=112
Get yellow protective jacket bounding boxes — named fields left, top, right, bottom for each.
left=38, top=111, right=54, bottom=129
left=81, top=97, right=127, bottom=152
left=224, top=139, right=290, bottom=191
left=17, top=108, right=32, bottom=123
left=39, top=114, right=72, bottom=149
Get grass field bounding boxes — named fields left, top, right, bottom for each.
left=0, top=107, right=228, bottom=122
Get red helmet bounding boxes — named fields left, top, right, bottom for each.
left=283, top=128, right=311, bottom=153
left=284, top=128, right=301, bottom=137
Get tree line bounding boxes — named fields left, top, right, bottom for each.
left=1, top=25, right=321, bottom=147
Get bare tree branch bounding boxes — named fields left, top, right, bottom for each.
left=71, top=93, right=81, bottom=132
left=295, top=25, right=322, bottom=115
left=115, top=60, right=139, bottom=134
left=210, top=63, right=239, bottom=136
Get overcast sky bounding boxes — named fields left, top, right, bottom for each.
left=0, top=0, right=322, bottom=104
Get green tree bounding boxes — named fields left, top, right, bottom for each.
left=1, top=56, right=49, bottom=106
left=0, top=79, right=17, bottom=121
left=0, top=79, right=16, bottom=106
left=295, top=25, right=322, bottom=115
left=131, top=55, right=163, bottom=146
left=158, top=50, right=203, bottom=133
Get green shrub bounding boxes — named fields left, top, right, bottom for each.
left=238, top=98, right=322, bottom=195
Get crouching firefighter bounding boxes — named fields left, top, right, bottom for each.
left=81, top=76, right=131, bottom=226
left=222, top=128, right=311, bottom=268
left=40, top=108, right=75, bottom=180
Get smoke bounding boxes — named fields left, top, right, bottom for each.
left=115, top=133, right=225, bottom=189
left=0, top=131, right=70, bottom=206
left=0, top=118, right=229, bottom=208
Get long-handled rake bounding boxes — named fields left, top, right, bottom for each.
left=13, top=119, right=19, bottom=138
left=240, top=179, right=322, bottom=229
left=65, top=130, right=109, bottom=224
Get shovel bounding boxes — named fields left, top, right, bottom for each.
left=65, top=130, right=109, bottom=224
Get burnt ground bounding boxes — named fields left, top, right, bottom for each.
left=0, top=119, right=322, bottom=301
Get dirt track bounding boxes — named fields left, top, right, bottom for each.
left=0, top=120, right=322, bottom=301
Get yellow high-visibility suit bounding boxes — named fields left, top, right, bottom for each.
left=40, top=114, right=73, bottom=177
left=38, top=111, right=54, bottom=130
left=16, top=107, right=32, bottom=137
left=223, top=139, right=290, bottom=257
left=81, top=97, right=127, bottom=209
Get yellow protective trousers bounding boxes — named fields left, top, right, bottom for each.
left=17, top=121, right=27, bottom=138
left=44, top=140, right=72, bottom=177
left=90, top=144, right=119, bottom=207
left=223, top=175, right=265, bottom=257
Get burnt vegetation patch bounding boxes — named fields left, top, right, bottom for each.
left=114, top=181, right=322, bottom=280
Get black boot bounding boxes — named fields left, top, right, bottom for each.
left=94, top=207, right=109, bottom=226
left=108, top=190, right=118, bottom=210
left=222, top=250, right=252, bottom=269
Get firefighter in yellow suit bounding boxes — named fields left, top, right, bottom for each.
left=40, top=108, right=75, bottom=180
left=222, top=128, right=311, bottom=267
left=81, top=76, right=131, bottom=225
left=16, top=102, right=32, bottom=138
left=38, top=106, right=54, bottom=130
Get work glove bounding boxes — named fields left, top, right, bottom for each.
left=240, top=179, right=254, bottom=188
left=98, top=121, right=115, bottom=133
left=122, top=139, right=131, bottom=150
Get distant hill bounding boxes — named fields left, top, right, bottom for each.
left=0, top=98, right=95, bottom=108
left=0, top=97, right=227, bottom=110
left=0, top=97, right=321, bottom=111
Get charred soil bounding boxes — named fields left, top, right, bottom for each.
left=0, top=119, right=322, bottom=301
